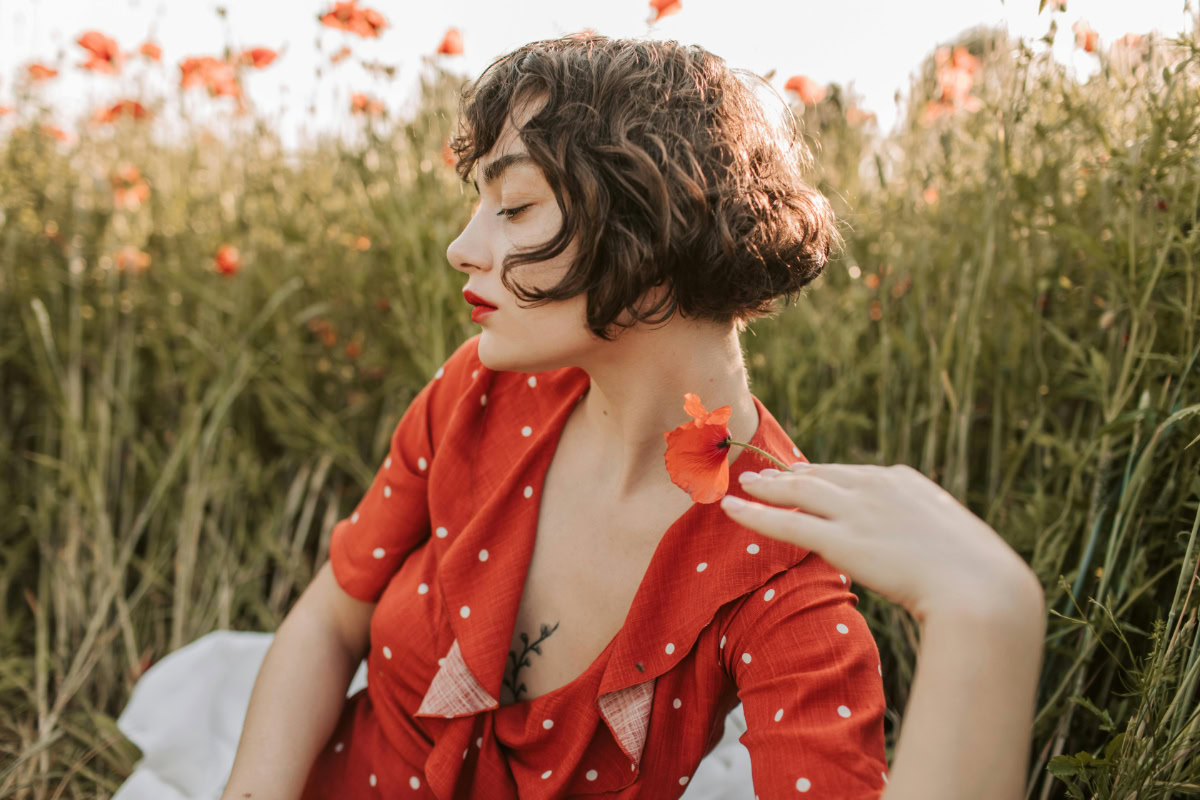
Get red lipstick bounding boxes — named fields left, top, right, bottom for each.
left=464, top=289, right=497, bottom=323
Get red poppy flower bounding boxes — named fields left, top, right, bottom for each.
left=180, top=56, right=241, bottom=98
left=436, top=28, right=464, bottom=55
left=319, top=1, right=388, bottom=38
left=331, top=45, right=352, bottom=64
left=77, top=31, right=124, bottom=75
left=664, top=393, right=735, bottom=504
left=214, top=244, right=240, bottom=276
left=784, top=75, right=826, bottom=105
left=1073, top=20, right=1099, bottom=53
left=115, top=245, right=151, bottom=273
left=40, top=125, right=70, bottom=142
left=350, top=93, right=384, bottom=115
left=240, top=47, right=278, bottom=69
left=28, top=63, right=58, bottom=81
left=140, top=42, right=162, bottom=61
left=648, top=0, right=682, bottom=23
left=93, top=99, right=151, bottom=124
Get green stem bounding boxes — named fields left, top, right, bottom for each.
left=728, top=440, right=792, bottom=471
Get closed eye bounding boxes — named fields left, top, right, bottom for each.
left=496, top=204, right=530, bottom=220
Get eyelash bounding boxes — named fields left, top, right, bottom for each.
left=496, top=204, right=530, bottom=220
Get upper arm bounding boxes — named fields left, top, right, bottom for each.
left=720, top=556, right=890, bottom=798
left=294, top=560, right=375, bottom=660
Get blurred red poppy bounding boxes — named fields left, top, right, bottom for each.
left=240, top=47, right=278, bottom=68
left=436, top=28, right=464, bottom=55
left=331, top=45, right=352, bottom=64
left=28, top=63, right=58, bottom=81
left=214, top=244, right=241, bottom=276
left=77, top=31, right=124, bottom=75
left=1073, top=20, right=1099, bottom=53
left=180, top=56, right=241, bottom=98
left=93, top=99, right=151, bottom=124
left=41, top=124, right=70, bottom=141
left=846, top=106, right=877, bottom=126
left=784, top=75, right=826, bottom=105
left=351, top=93, right=384, bottom=115
left=115, top=245, right=151, bottom=273
left=649, top=0, right=682, bottom=22
left=319, top=1, right=388, bottom=38
left=140, top=41, right=162, bottom=61
left=0, top=106, right=14, bottom=116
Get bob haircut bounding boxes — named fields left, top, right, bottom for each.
left=449, top=35, right=842, bottom=342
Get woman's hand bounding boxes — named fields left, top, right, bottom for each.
left=721, top=462, right=1044, bottom=625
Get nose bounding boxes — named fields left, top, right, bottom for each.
left=446, top=203, right=489, bottom=276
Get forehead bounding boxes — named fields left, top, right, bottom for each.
left=471, top=97, right=545, bottom=189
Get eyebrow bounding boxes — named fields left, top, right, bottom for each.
left=472, top=152, right=536, bottom=192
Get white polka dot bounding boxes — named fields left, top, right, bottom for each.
left=543, top=719, right=554, bottom=729
left=764, top=588, right=776, bottom=601
left=672, top=698, right=682, bottom=709
left=384, top=485, right=392, bottom=498
left=878, top=663, right=882, bottom=676
left=746, top=543, right=760, bottom=554
left=665, top=642, right=675, bottom=654
left=521, top=425, right=532, bottom=437
left=382, top=646, right=392, bottom=659
left=438, top=657, right=446, bottom=667
left=882, top=771, right=889, bottom=783
left=352, top=511, right=360, bottom=524
left=480, top=394, right=487, bottom=406
left=334, top=741, right=344, bottom=752
left=384, top=456, right=392, bottom=469
left=479, top=549, right=489, bottom=561
left=840, top=574, right=847, bottom=584
left=586, top=769, right=598, bottom=781
left=796, top=777, right=811, bottom=792
left=720, top=635, right=726, bottom=649
left=369, top=774, right=377, bottom=787
left=418, top=583, right=429, bottom=594
left=696, top=562, right=707, bottom=572
left=836, top=623, right=849, bottom=634
left=409, top=776, right=421, bottom=789
left=418, top=457, right=427, bottom=471
left=524, top=485, right=533, bottom=498
left=837, top=705, right=852, bottom=718
left=679, top=776, right=690, bottom=786
left=527, top=376, right=537, bottom=387
left=774, top=708, right=784, bottom=722
left=472, top=369, right=478, bottom=379
left=436, top=526, right=448, bottom=538
left=792, top=445, right=801, bottom=457
left=435, top=366, right=444, bottom=379
left=631, top=763, right=636, bottom=771
left=541, top=770, right=552, bottom=779
left=460, top=605, right=470, bottom=618
left=476, top=737, right=482, bottom=748
left=742, top=652, right=752, bottom=664
left=463, top=748, right=468, bottom=759
left=372, top=547, right=385, bottom=559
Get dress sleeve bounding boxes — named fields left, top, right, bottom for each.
left=329, top=334, right=480, bottom=603
left=720, top=554, right=890, bottom=798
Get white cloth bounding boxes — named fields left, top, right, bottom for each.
left=115, top=630, right=755, bottom=799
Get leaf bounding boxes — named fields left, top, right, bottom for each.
left=1104, top=732, right=1126, bottom=762
left=1048, top=754, right=1084, bottom=777
left=1069, top=695, right=1116, bottom=732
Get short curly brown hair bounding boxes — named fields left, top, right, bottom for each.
left=449, top=35, right=841, bottom=341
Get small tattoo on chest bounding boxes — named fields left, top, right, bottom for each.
left=503, top=621, right=561, bottom=703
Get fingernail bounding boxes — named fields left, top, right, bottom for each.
left=721, top=495, right=747, bottom=509
left=790, top=462, right=811, bottom=470
left=760, top=468, right=781, bottom=477
left=738, top=471, right=760, bottom=483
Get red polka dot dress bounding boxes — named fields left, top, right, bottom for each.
left=300, top=334, right=889, bottom=799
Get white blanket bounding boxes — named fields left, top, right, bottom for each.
left=114, top=630, right=755, bottom=799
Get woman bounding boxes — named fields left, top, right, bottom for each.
left=221, top=35, right=1045, bottom=800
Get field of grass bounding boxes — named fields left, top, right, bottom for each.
left=2, top=14, right=1199, bottom=800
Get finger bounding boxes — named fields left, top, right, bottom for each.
left=781, top=461, right=889, bottom=491
left=719, top=494, right=849, bottom=566
left=737, top=470, right=851, bottom=520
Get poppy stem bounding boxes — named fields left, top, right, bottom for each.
left=726, top=441, right=791, bottom=471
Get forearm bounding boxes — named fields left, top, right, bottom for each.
left=220, top=613, right=363, bottom=800
left=883, top=587, right=1047, bottom=800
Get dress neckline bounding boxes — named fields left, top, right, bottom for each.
left=495, top=369, right=767, bottom=711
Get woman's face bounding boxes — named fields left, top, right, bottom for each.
left=446, top=103, right=593, bottom=375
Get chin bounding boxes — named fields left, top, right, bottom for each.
left=476, top=333, right=577, bottom=376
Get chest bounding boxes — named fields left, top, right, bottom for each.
left=498, top=435, right=695, bottom=706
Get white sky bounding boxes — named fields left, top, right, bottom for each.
left=1, top=0, right=1194, bottom=153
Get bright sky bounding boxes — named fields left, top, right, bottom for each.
left=1, top=0, right=1193, bottom=152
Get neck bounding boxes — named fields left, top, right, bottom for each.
left=569, top=321, right=759, bottom=502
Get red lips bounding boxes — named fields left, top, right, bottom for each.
left=463, top=289, right=497, bottom=308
